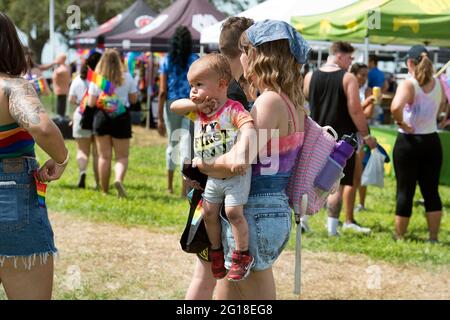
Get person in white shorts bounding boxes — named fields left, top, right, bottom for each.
left=68, top=51, right=101, bottom=188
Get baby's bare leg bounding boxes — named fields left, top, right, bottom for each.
left=225, top=205, right=248, bottom=251
left=202, top=200, right=222, bottom=249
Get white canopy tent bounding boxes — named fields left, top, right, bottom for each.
left=200, top=0, right=357, bottom=46
left=200, top=0, right=440, bottom=67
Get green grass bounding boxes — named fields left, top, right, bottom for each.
left=36, top=139, right=450, bottom=268
left=287, top=176, right=450, bottom=267
left=36, top=140, right=187, bottom=233
left=36, top=93, right=450, bottom=269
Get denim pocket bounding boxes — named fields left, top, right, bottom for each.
left=254, top=210, right=291, bottom=260
left=0, top=180, right=30, bottom=232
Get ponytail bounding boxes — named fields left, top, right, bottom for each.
left=415, top=53, right=433, bottom=87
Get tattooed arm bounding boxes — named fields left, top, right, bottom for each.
left=2, top=78, right=68, bottom=176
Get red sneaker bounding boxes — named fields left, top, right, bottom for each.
left=209, top=248, right=227, bottom=279
left=226, top=251, right=255, bottom=281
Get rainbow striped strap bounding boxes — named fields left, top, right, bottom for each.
left=33, top=171, right=47, bottom=208
left=87, top=68, right=115, bottom=96
left=79, top=92, right=89, bottom=114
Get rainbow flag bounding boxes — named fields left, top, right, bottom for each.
left=83, top=68, right=127, bottom=118
left=33, top=172, right=47, bottom=208
left=87, top=69, right=115, bottom=96
left=79, top=92, right=89, bottom=114
left=32, top=78, right=47, bottom=94
left=191, top=198, right=203, bottom=226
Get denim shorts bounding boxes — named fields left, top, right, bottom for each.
left=0, top=157, right=57, bottom=269
left=220, top=192, right=292, bottom=271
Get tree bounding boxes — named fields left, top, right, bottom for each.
left=0, top=0, right=144, bottom=63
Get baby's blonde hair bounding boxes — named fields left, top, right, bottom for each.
left=240, top=33, right=305, bottom=112
left=191, top=53, right=232, bottom=84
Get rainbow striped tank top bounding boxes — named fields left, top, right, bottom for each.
left=0, top=123, right=35, bottom=159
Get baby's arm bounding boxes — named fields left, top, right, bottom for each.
left=170, top=98, right=198, bottom=116
left=171, top=97, right=218, bottom=116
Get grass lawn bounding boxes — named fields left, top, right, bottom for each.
left=36, top=134, right=187, bottom=233
left=35, top=130, right=450, bottom=269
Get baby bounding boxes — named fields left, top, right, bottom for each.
left=171, top=53, right=254, bottom=281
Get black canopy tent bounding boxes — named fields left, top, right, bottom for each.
left=105, top=0, right=226, bottom=52
left=69, top=0, right=157, bottom=49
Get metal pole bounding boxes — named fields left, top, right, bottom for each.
left=294, top=219, right=302, bottom=295
left=146, top=53, right=154, bottom=129
left=317, top=48, right=322, bottom=68
left=49, top=0, right=55, bottom=62
left=294, top=195, right=308, bottom=295
left=433, top=51, right=438, bottom=69
left=364, top=37, right=369, bottom=64
left=200, top=44, right=204, bottom=56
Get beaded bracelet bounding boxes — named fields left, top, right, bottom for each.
left=55, top=152, right=69, bottom=167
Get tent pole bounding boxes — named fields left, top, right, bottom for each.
left=146, top=52, right=154, bottom=129
left=49, top=0, right=55, bottom=62
left=200, top=44, right=204, bottom=56
left=364, top=37, right=369, bottom=64
left=317, top=48, right=322, bottom=68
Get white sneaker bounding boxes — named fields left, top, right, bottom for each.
left=342, top=222, right=371, bottom=233
left=354, top=204, right=367, bottom=213
left=300, top=217, right=312, bottom=233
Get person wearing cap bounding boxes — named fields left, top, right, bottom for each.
left=390, top=45, right=446, bottom=243
left=194, top=19, right=308, bottom=299
left=303, top=41, right=377, bottom=237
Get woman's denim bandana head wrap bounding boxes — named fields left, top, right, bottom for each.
left=246, top=20, right=311, bottom=65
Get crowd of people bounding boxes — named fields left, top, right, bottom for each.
left=0, top=9, right=448, bottom=300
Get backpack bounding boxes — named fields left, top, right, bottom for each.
left=286, top=116, right=339, bottom=218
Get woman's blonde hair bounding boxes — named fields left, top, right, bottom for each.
left=95, top=49, right=125, bottom=87
left=239, top=32, right=305, bottom=112
left=414, top=53, right=434, bottom=87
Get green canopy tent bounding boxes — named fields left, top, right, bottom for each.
left=291, top=0, right=450, bottom=61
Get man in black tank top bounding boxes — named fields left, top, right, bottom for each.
left=303, top=41, right=377, bottom=236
